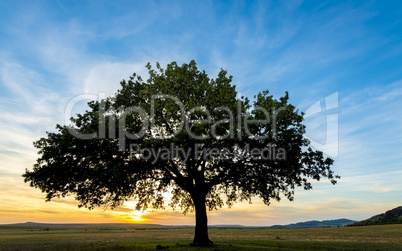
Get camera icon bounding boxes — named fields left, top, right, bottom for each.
left=303, top=92, right=339, bottom=158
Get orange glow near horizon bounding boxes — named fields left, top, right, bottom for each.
left=128, top=210, right=148, bottom=222
left=123, top=201, right=149, bottom=223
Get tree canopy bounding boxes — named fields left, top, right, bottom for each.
left=24, top=60, right=338, bottom=246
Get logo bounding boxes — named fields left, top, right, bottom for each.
left=303, top=92, right=339, bottom=158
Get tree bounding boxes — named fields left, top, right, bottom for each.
left=23, top=60, right=339, bottom=246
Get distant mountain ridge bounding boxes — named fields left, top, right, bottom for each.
left=1, top=220, right=358, bottom=229
left=267, top=218, right=356, bottom=229
left=350, top=206, right=402, bottom=226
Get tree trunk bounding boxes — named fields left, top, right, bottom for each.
left=192, top=195, right=213, bottom=246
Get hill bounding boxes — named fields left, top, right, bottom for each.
left=267, top=219, right=356, bottom=229
left=350, top=206, right=402, bottom=226
left=0, top=220, right=358, bottom=230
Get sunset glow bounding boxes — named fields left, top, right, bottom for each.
left=123, top=202, right=149, bottom=223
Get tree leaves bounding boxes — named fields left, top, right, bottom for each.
left=23, top=60, right=338, bottom=213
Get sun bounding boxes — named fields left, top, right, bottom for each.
left=129, top=211, right=147, bottom=222
left=123, top=201, right=149, bottom=222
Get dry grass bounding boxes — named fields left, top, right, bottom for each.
left=0, top=223, right=401, bottom=250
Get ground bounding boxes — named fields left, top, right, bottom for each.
left=0, top=223, right=401, bottom=250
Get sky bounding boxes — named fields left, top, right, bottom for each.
left=0, top=0, right=401, bottom=226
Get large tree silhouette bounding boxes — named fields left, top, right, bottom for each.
left=23, top=60, right=338, bottom=246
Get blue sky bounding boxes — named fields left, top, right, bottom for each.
left=0, top=0, right=401, bottom=225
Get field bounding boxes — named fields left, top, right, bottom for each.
left=0, top=223, right=401, bottom=250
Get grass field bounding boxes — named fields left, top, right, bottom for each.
left=0, top=223, right=401, bottom=250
